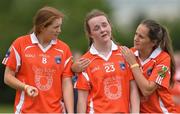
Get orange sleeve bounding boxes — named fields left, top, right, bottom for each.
left=125, top=62, right=134, bottom=81
left=171, top=83, right=180, bottom=96
left=2, top=38, right=22, bottom=72
left=149, top=55, right=170, bottom=88
left=75, top=71, right=91, bottom=91
left=62, top=46, right=74, bottom=78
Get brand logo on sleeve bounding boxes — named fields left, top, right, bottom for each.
left=158, top=65, right=168, bottom=78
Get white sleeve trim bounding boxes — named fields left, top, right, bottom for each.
left=12, top=46, right=21, bottom=72
left=64, top=56, right=72, bottom=68
left=82, top=71, right=90, bottom=81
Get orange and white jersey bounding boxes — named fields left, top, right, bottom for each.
left=75, top=41, right=134, bottom=113
left=132, top=47, right=176, bottom=113
left=2, top=33, right=73, bottom=113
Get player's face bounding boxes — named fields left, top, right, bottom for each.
left=41, top=18, right=62, bottom=41
left=88, top=15, right=112, bottom=44
left=134, top=24, right=155, bottom=53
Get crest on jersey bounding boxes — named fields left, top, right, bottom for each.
left=104, top=76, right=122, bottom=100
left=55, top=56, right=61, bottom=64
left=158, top=65, right=168, bottom=78
left=119, top=62, right=125, bottom=70
left=147, top=67, right=153, bottom=76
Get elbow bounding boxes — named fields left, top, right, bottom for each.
left=141, top=90, right=152, bottom=97
left=4, top=76, right=9, bottom=85
left=140, top=81, right=156, bottom=97
left=4, top=67, right=16, bottom=86
left=4, top=74, right=11, bottom=86
left=141, top=88, right=155, bottom=97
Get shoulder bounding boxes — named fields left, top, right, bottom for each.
left=130, top=47, right=136, bottom=52
left=81, top=51, right=92, bottom=59
left=81, top=51, right=98, bottom=62
left=155, top=51, right=171, bottom=65
left=157, top=51, right=170, bottom=60
left=12, top=34, right=31, bottom=47
left=13, top=34, right=30, bottom=43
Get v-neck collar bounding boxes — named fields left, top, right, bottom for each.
left=30, top=33, right=57, bottom=53
left=89, top=41, right=118, bottom=61
left=134, top=47, right=162, bottom=66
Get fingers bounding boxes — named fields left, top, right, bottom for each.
left=78, top=58, right=90, bottom=71
left=26, top=86, right=39, bottom=97
left=121, top=46, right=134, bottom=56
left=121, top=46, right=129, bottom=53
left=31, top=87, right=38, bottom=97
left=80, top=59, right=90, bottom=66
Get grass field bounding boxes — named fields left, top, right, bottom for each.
left=0, top=104, right=13, bottom=113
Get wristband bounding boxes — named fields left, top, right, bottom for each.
left=130, top=63, right=139, bottom=69
left=24, top=84, right=29, bottom=91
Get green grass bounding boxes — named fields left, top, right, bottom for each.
left=0, top=104, right=13, bottom=113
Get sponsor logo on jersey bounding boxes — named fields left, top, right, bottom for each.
left=91, top=66, right=100, bottom=73
left=25, top=54, right=35, bottom=58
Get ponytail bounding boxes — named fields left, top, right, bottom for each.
left=160, top=26, right=175, bottom=86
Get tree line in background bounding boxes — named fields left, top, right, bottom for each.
left=0, top=0, right=180, bottom=104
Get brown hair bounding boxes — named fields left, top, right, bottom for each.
left=141, top=19, right=175, bottom=86
left=32, top=6, right=64, bottom=35
left=84, top=9, right=112, bottom=47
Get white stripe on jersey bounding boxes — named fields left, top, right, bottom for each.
left=54, top=48, right=64, bottom=53
left=82, top=72, right=90, bottom=81
left=156, top=76, right=163, bottom=85
left=24, top=45, right=36, bottom=52
left=2, top=57, right=8, bottom=64
left=89, top=98, right=94, bottom=114
left=64, top=56, right=72, bottom=68
left=159, top=97, right=169, bottom=113
left=15, top=91, right=25, bottom=114
left=12, top=46, right=21, bottom=72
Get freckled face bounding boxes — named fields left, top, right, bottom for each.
left=88, top=16, right=112, bottom=44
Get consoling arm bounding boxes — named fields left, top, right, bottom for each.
left=121, top=46, right=158, bottom=96
left=71, top=58, right=90, bottom=73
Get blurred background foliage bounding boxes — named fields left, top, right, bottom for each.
left=0, top=0, right=180, bottom=112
